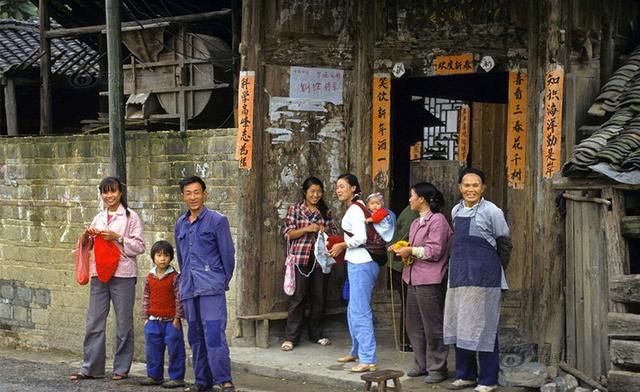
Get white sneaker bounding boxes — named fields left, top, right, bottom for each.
left=474, top=385, right=497, bottom=392
left=446, top=379, right=478, bottom=390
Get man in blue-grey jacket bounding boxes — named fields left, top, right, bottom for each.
left=175, top=175, right=235, bottom=392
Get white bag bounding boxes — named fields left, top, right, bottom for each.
left=314, top=232, right=336, bottom=274
left=283, top=237, right=296, bottom=296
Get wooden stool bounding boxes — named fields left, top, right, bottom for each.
left=361, top=369, right=404, bottom=392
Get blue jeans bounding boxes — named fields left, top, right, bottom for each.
left=144, top=319, right=186, bottom=381
left=347, top=261, right=379, bottom=364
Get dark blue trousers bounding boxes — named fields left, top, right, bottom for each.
left=183, top=295, right=231, bottom=387
left=455, top=338, right=499, bottom=386
left=144, top=319, right=186, bottom=381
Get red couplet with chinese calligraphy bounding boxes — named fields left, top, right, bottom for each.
left=372, top=73, right=391, bottom=187
left=507, top=69, right=528, bottom=189
left=434, top=53, right=474, bottom=76
left=457, top=105, right=470, bottom=164
left=542, top=67, right=564, bottom=179
left=410, top=142, right=422, bottom=160
left=235, top=71, right=256, bottom=170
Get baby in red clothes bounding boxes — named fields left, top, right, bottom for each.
left=364, top=192, right=396, bottom=242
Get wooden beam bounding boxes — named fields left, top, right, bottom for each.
left=4, top=78, right=17, bottom=136
left=106, top=0, right=126, bottom=183
left=621, top=216, right=640, bottom=238
left=611, top=339, right=640, bottom=370
left=603, top=188, right=630, bottom=313
left=39, top=0, right=52, bottom=135
left=45, top=10, right=231, bottom=39
left=608, top=370, right=640, bottom=392
left=610, top=275, right=640, bottom=304
left=609, top=313, right=640, bottom=340
left=559, top=362, right=608, bottom=392
left=552, top=175, right=638, bottom=190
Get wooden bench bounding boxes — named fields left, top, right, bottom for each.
left=361, top=369, right=404, bottom=392
left=237, top=307, right=346, bottom=348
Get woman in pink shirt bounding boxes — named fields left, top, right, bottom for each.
left=71, top=177, right=145, bottom=381
left=393, top=182, right=452, bottom=384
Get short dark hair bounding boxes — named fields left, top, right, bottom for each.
left=459, top=167, right=486, bottom=184
left=150, top=240, right=174, bottom=261
left=179, top=175, right=207, bottom=192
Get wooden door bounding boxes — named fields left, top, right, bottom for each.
left=565, top=191, right=609, bottom=379
left=257, top=65, right=349, bottom=315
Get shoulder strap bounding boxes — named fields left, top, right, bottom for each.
left=351, top=200, right=372, bottom=218
left=350, top=201, right=378, bottom=242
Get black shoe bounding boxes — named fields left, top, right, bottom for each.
left=407, top=368, right=427, bottom=377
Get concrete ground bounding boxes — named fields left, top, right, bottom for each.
left=0, top=337, right=529, bottom=391
left=231, top=336, right=529, bottom=392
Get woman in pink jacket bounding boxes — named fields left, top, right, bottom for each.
left=71, top=177, right=146, bottom=381
left=393, top=182, right=452, bottom=384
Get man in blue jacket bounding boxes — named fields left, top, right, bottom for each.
left=175, top=176, right=235, bottom=392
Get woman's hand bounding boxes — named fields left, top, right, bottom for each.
left=173, top=318, right=181, bottom=329
left=143, top=319, right=148, bottom=326
left=328, top=242, right=347, bottom=258
left=395, top=246, right=413, bottom=259
left=100, top=229, right=122, bottom=242
left=81, top=227, right=99, bottom=245
left=305, top=223, right=323, bottom=233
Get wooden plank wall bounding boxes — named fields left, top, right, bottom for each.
left=257, top=0, right=353, bottom=315
left=565, top=192, right=609, bottom=379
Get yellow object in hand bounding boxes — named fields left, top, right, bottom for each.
left=391, top=240, right=413, bottom=265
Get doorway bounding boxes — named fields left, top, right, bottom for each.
left=390, top=72, right=510, bottom=216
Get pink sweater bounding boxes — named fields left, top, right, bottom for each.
left=402, top=211, right=452, bottom=286
left=85, top=204, right=146, bottom=278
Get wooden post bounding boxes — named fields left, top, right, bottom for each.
left=235, top=0, right=263, bottom=327
left=351, top=0, right=374, bottom=193
left=603, top=187, right=629, bottom=313
left=106, top=0, right=126, bottom=183
left=525, top=0, right=567, bottom=365
left=177, top=27, right=187, bottom=132
left=4, top=78, right=18, bottom=136
left=600, top=3, right=615, bottom=85
left=39, top=0, right=52, bottom=135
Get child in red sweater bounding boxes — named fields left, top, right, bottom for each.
left=140, top=240, right=186, bottom=388
left=365, top=192, right=396, bottom=242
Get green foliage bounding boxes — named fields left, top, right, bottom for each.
left=0, top=0, right=37, bottom=20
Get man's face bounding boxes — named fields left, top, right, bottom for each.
left=182, top=182, right=206, bottom=212
left=459, top=173, right=485, bottom=206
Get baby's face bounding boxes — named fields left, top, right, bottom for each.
left=367, top=197, right=382, bottom=212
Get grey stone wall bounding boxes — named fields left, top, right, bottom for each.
left=0, top=129, right=238, bottom=358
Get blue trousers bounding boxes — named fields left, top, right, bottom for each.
left=455, top=337, right=499, bottom=386
left=144, top=319, right=186, bottom=381
left=182, top=295, right=231, bottom=387
left=347, top=261, right=379, bottom=364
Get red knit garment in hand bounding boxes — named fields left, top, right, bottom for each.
left=327, top=235, right=345, bottom=264
left=94, top=236, right=121, bottom=283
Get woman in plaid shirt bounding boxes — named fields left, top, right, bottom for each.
left=281, top=176, right=339, bottom=352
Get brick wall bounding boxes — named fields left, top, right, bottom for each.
left=0, top=129, right=238, bottom=359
